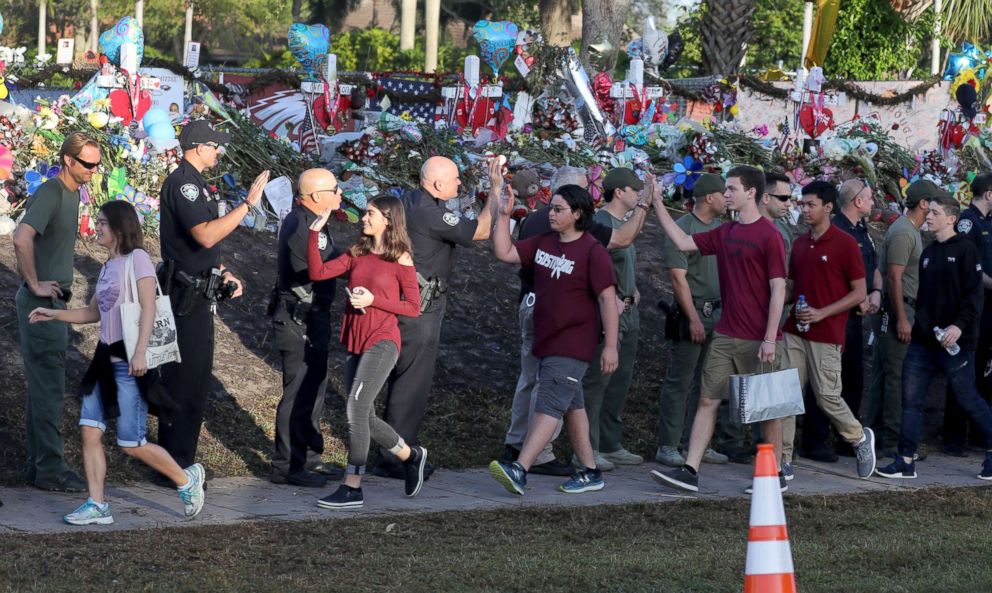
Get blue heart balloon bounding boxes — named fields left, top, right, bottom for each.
left=472, top=20, right=519, bottom=75
left=98, top=16, right=144, bottom=68
left=288, top=23, right=330, bottom=80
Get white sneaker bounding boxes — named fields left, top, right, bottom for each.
left=178, top=463, right=206, bottom=519
left=572, top=452, right=616, bottom=472
left=654, top=446, right=686, bottom=467
left=701, top=448, right=729, bottom=464
left=601, top=448, right=644, bottom=465
left=64, top=499, right=114, bottom=526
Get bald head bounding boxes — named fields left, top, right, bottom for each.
left=838, top=178, right=872, bottom=218
left=299, top=168, right=341, bottom=214
left=420, top=156, right=461, bottom=200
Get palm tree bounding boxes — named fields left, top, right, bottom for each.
left=700, top=0, right=755, bottom=75
left=940, top=0, right=992, bottom=41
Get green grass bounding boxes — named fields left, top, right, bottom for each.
left=2, top=488, right=991, bottom=593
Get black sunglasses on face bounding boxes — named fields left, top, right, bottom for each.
left=769, top=193, right=791, bottom=203
left=73, top=155, right=101, bottom=170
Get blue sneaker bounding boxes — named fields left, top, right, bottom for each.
left=489, top=460, right=526, bottom=495
left=559, top=468, right=605, bottom=494
left=178, top=463, right=206, bottom=519
left=875, top=456, right=917, bottom=479
left=781, top=462, right=794, bottom=481
left=64, top=498, right=114, bottom=525
left=978, top=453, right=992, bottom=481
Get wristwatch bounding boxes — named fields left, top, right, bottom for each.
left=636, top=202, right=650, bottom=212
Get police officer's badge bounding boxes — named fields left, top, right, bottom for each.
left=318, top=232, right=328, bottom=250
left=181, top=184, right=199, bottom=202
left=442, top=212, right=459, bottom=226
left=958, top=219, right=973, bottom=234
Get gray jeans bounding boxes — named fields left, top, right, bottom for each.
left=504, top=296, right=561, bottom=465
left=344, top=340, right=404, bottom=471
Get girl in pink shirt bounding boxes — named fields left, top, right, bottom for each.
left=30, top=201, right=205, bottom=525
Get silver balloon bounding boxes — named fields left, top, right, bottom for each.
left=561, top=49, right=615, bottom=143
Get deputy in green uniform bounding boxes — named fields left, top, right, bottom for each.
left=581, top=168, right=655, bottom=469
left=12, top=132, right=101, bottom=492
left=655, top=174, right=743, bottom=466
left=864, top=181, right=935, bottom=453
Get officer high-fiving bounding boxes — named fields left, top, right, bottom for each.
left=153, top=120, right=270, bottom=485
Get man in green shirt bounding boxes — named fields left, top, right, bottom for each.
left=656, top=174, right=744, bottom=466
left=12, top=132, right=101, bottom=492
left=581, top=167, right=654, bottom=469
left=864, top=181, right=934, bottom=453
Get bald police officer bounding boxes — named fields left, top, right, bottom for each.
left=373, top=157, right=499, bottom=478
left=270, top=169, right=344, bottom=487
left=154, top=120, right=270, bottom=484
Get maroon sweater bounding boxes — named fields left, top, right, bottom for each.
left=308, top=231, right=420, bottom=354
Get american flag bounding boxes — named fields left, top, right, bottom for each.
left=373, top=77, right=439, bottom=122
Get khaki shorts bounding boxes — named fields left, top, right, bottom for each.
left=700, top=332, right=782, bottom=400
left=781, top=332, right=842, bottom=396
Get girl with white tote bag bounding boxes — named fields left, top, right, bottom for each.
left=29, top=201, right=205, bottom=526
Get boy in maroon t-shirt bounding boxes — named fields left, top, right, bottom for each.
left=489, top=184, right=620, bottom=496
left=649, top=166, right=788, bottom=493
left=782, top=181, right=876, bottom=480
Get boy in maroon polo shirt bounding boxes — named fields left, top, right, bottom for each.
left=783, top=181, right=876, bottom=480
left=649, top=165, right=788, bottom=493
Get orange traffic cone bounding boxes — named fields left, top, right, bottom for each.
left=743, top=443, right=797, bottom=593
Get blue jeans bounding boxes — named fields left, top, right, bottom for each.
left=899, top=342, right=992, bottom=458
left=80, top=361, right=149, bottom=448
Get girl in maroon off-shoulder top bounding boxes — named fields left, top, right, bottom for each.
left=306, top=195, right=427, bottom=509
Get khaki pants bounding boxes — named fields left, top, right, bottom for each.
left=781, top=333, right=865, bottom=463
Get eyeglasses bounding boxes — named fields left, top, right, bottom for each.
left=73, top=155, right=101, bottom=170
left=310, top=187, right=341, bottom=198
left=769, top=193, right=792, bottom=203
left=549, top=205, right=573, bottom=213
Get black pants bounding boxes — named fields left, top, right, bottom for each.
left=801, top=314, right=864, bottom=453
left=158, top=290, right=214, bottom=469
left=943, top=303, right=992, bottom=448
left=379, top=293, right=446, bottom=463
left=272, top=307, right=330, bottom=475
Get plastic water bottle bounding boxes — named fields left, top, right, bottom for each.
left=934, top=326, right=961, bottom=356
left=795, top=295, right=811, bottom=333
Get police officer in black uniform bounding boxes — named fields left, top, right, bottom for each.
left=944, top=172, right=992, bottom=455
left=372, top=156, right=499, bottom=478
left=155, top=120, right=270, bottom=484
left=269, top=168, right=345, bottom=487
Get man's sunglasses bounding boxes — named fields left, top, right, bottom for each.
left=768, top=193, right=792, bottom=203
left=73, top=155, right=101, bottom=170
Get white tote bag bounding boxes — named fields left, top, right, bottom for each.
left=729, top=367, right=805, bottom=425
left=120, top=252, right=181, bottom=369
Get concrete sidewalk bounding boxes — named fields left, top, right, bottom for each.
left=1, top=452, right=988, bottom=534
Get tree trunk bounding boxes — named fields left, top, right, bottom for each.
left=700, top=0, right=755, bottom=76
left=579, top=0, right=631, bottom=72
left=541, top=0, right=572, bottom=47
left=292, top=0, right=304, bottom=21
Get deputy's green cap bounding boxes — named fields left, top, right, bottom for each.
left=603, top=167, right=645, bottom=191
left=904, top=179, right=951, bottom=207
left=693, top=173, right=726, bottom=198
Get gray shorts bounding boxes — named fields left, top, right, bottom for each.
left=534, top=356, right=589, bottom=419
